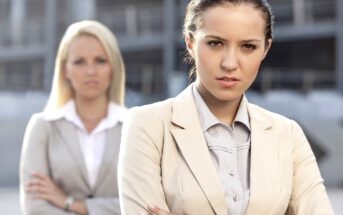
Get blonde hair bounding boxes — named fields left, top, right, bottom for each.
left=45, top=20, right=125, bottom=111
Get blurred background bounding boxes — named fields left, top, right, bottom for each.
left=0, top=0, right=342, bottom=213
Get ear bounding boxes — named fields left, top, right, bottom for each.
left=185, top=34, right=195, bottom=59
left=262, top=39, right=272, bottom=60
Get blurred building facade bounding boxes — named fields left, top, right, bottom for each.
left=0, top=0, right=343, bottom=96
left=0, top=0, right=343, bottom=187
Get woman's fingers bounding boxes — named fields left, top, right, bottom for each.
left=25, top=184, right=46, bottom=193
left=25, top=179, right=48, bottom=193
left=29, top=173, right=55, bottom=188
left=29, top=192, right=49, bottom=200
left=25, top=174, right=54, bottom=196
left=31, top=172, right=47, bottom=180
left=147, top=206, right=172, bottom=215
left=25, top=172, right=67, bottom=208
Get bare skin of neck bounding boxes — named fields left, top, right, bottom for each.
left=74, top=96, right=108, bottom=133
left=198, top=89, right=242, bottom=126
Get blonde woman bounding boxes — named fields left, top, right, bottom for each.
left=20, top=20, right=125, bottom=215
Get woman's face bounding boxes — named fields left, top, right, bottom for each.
left=186, top=3, right=271, bottom=104
left=65, top=35, right=112, bottom=101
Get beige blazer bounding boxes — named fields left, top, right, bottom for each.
left=20, top=113, right=122, bottom=215
left=118, top=85, right=333, bottom=215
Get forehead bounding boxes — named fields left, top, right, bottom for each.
left=198, top=3, right=266, bottom=39
left=67, top=34, right=106, bottom=55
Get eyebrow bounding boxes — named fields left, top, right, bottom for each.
left=205, top=35, right=227, bottom=42
left=204, top=35, right=261, bottom=43
left=241, top=39, right=261, bottom=43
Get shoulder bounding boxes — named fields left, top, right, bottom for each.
left=248, top=103, right=302, bottom=133
left=126, top=98, right=174, bottom=125
left=248, top=103, right=291, bottom=121
left=26, top=112, right=50, bottom=130
left=25, top=110, right=69, bottom=135
left=121, top=99, right=175, bottom=144
left=23, top=112, right=54, bottom=147
left=120, top=99, right=175, bottom=155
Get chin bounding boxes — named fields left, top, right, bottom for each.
left=79, top=92, right=104, bottom=101
left=212, top=90, right=243, bottom=103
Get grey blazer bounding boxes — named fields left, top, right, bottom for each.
left=20, top=113, right=121, bottom=215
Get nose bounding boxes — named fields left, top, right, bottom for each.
left=220, top=49, right=238, bottom=72
left=85, top=64, right=96, bottom=75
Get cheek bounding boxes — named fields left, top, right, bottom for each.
left=65, top=69, right=83, bottom=89
left=195, top=46, right=214, bottom=71
left=108, top=67, right=113, bottom=80
left=66, top=71, right=79, bottom=84
left=101, top=68, right=113, bottom=87
left=241, top=54, right=264, bottom=74
left=104, top=67, right=112, bottom=81
left=64, top=66, right=71, bottom=79
left=65, top=64, right=78, bottom=79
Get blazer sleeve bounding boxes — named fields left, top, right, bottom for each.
left=20, top=114, right=74, bottom=215
left=118, top=107, right=170, bottom=215
left=85, top=197, right=120, bottom=215
left=286, top=120, right=334, bottom=215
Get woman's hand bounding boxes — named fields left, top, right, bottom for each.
left=147, top=205, right=174, bottom=215
left=25, top=172, right=67, bottom=209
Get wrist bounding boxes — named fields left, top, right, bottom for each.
left=63, top=196, right=74, bottom=211
left=71, top=200, right=88, bottom=215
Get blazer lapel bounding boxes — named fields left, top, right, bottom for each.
left=53, top=120, right=90, bottom=190
left=170, top=86, right=228, bottom=215
left=94, top=125, right=121, bottom=188
left=245, top=104, right=278, bottom=215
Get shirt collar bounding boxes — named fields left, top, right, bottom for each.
left=44, top=100, right=127, bottom=133
left=192, top=84, right=250, bottom=132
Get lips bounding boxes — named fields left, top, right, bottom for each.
left=217, top=76, right=239, bottom=82
left=84, top=80, right=99, bottom=86
left=216, top=76, right=240, bottom=88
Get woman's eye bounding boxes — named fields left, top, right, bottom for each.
left=207, top=40, right=223, bottom=48
left=73, top=59, right=84, bottom=65
left=242, top=44, right=257, bottom=50
left=96, top=58, right=107, bottom=64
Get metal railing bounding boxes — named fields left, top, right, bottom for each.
left=254, top=69, right=335, bottom=93
left=270, top=0, right=336, bottom=26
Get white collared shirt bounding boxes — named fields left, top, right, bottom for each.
left=44, top=100, right=126, bottom=188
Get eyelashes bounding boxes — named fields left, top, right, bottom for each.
left=73, top=59, right=84, bottom=65
left=206, top=40, right=258, bottom=51
left=207, top=40, right=223, bottom=48
left=72, top=57, right=108, bottom=65
left=96, top=58, right=107, bottom=63
left=241, top=44, right=257, bottom=50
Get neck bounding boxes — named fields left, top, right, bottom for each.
left=197, top=87, right=242, bottom=126
left=74, top=96, right=108, bottom=128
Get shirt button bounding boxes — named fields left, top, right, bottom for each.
left=229, top=170, right=235, bottom=176
left=233, top=195, right=239, bottom=202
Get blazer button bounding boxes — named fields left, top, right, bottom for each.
left=88, top=194, right=93, bottom=198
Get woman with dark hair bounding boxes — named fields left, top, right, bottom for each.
left=118, top=1, right=333, bottom=214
